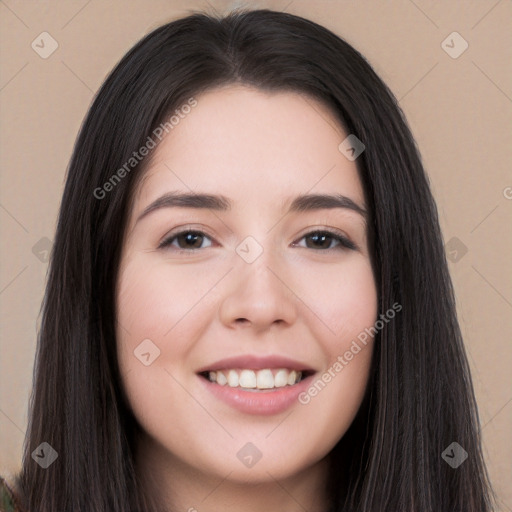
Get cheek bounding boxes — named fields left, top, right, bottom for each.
left=289, top=255, right=378, bottom=337
left=114, top=255, right=230, bottom=421
left=291, top=255, right=377, bottom=439
left=115, top=257, right=200, bottom=433
left=115, top=257, right=190, bottom=406
left=265, top=255, right=377, bottom=448
left=116, top=255, right=225, bottom=356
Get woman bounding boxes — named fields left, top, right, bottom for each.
left=1, top=8, right=495, bottom=512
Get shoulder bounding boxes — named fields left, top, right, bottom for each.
left=0, top=474, right=23, bottom=512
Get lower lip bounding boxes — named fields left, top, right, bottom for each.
left=198, top=374, right=314, bottom=415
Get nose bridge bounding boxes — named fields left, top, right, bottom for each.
left=218, top=235, right=297, bottom=330
left=239, top=241, right=281, bottom=293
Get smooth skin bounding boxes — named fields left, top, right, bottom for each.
left=115, top=85, right=378, bottom=512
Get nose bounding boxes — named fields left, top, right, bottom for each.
left=218, top=248, right=298, bottom=333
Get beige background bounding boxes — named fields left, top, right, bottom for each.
left=0, top=0, right=510, bottom=509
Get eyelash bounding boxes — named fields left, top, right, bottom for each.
left=158, top=228, right=357, bottom=253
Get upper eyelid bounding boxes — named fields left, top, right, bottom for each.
left=161, top=223, right=353, bottom=238
left=159, top=225, right=216, bottom=244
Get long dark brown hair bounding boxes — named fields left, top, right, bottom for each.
left=17, top=8, right=495, bottom=512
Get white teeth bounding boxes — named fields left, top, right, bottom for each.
left=239, top=370, right=257, bottom=388
left=274, top=369, right=288, bottom=388
left=216, top=371, right=227, bottom=386
left=227, top=370, right=239, bottom=387
left=256, top=369, right=274, bottom=389
left=206, top=368, right=304, bottom=389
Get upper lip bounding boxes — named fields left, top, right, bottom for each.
left=196, top=355, right=316, bottom=373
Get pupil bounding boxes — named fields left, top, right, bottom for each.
left=182, top=232, right=201, bottom=248
left=309, top=233, right=329, bottom=249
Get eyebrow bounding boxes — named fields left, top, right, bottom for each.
left=136, top=191, right=367, bottom=223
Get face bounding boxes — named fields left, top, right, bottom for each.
left=115, top=85, right=378, bottom=489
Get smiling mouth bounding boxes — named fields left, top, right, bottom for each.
left=198, top=368, right=315, bottom=391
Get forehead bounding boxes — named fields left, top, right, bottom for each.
left=131, top=85, right=365, bottom=218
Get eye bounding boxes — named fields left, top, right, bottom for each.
left=294, top=230, right=357, bottom=251
left=158, top=228, right=357, bottom=253
left=158, top=230, right=213, bottom=251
